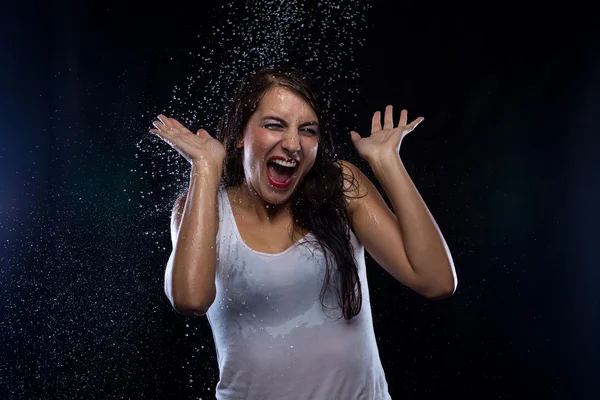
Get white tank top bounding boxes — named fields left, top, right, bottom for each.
left=206, top=185, right=392, bottom=399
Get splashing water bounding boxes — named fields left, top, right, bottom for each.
left=136, top=0, right=372, bottom=218
left=133, top=2, right=373, bottom=395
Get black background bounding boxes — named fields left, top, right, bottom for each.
left=1, top=1, right=598, bottom=399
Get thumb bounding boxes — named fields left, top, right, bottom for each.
left=350, top=130, right=361, bottom=144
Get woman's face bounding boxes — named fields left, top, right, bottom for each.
left=236, top=86, right=320, bottom=204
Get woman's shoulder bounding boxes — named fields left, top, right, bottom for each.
left=336, top=159, right=368, bottom=195
left=335, top=159, right=370, bottom=215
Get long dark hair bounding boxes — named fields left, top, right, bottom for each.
left=190, top=67, right=363, bottom=319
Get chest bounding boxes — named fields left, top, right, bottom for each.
left=230, top=208, right=309, bottom=255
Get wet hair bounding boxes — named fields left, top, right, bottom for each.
left=183, top=66, right=363, bottom=319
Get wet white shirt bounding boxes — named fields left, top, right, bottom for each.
left=205, top=186, right=392, bottom=399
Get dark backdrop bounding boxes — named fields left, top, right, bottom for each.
left=1, top=1, right=598, bottom=399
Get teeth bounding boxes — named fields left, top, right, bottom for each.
left=270, top=159, right=297, bottom=168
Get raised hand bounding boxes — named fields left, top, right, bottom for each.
left=350, top=106, right=424, bottom=164
left=149, top=114, right=226, bottom=169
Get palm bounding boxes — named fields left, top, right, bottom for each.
left=150, top=114, right=226, bottom=166
left=350, top=106, right=424, bottom=163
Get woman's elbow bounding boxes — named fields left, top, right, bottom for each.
left=423, top=277, right=457, bottom=300
left=173, top=303, right=209, bottom=317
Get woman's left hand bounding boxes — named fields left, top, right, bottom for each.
left=350, top=106, right=424, bottom=163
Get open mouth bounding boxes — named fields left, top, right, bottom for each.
left=266, top=158, right=299, bottom=188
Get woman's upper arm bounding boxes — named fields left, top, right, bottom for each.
left=339, top=160, right=419, bottom=290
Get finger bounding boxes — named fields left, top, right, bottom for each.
left=350, top=130, right=362, bottom=144
left=383, top=105, right=393, bottom=130
left=406, top=116, right=425, bottom=132
left=371, top=111, right=382, bottom=132
left=152, top=121, right=165, bottom=131
left=149, top=128, right=171, bottom=143
left=155, top=115, right=166, bottom=127
left=399, top=109, right=408, bottom=127
left=157, top=114, right=172, bottom=129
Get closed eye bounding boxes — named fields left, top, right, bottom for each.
left=265, top=124, right=317, bottom=135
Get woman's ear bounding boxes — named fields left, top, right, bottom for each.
left=235, top=138, right=244, bottom=149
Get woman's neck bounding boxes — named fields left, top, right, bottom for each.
left=229, top=184, right=292, bottom=225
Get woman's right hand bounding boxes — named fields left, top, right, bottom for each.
left=150, top=114, right=226, bottom=169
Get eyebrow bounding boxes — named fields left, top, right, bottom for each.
left=262, top=115, right=319, bottom=128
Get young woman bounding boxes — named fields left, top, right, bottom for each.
left=150, top=67, right=457, bottom=399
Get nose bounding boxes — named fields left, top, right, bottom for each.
left=281, top=129, right=301, bottom=155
